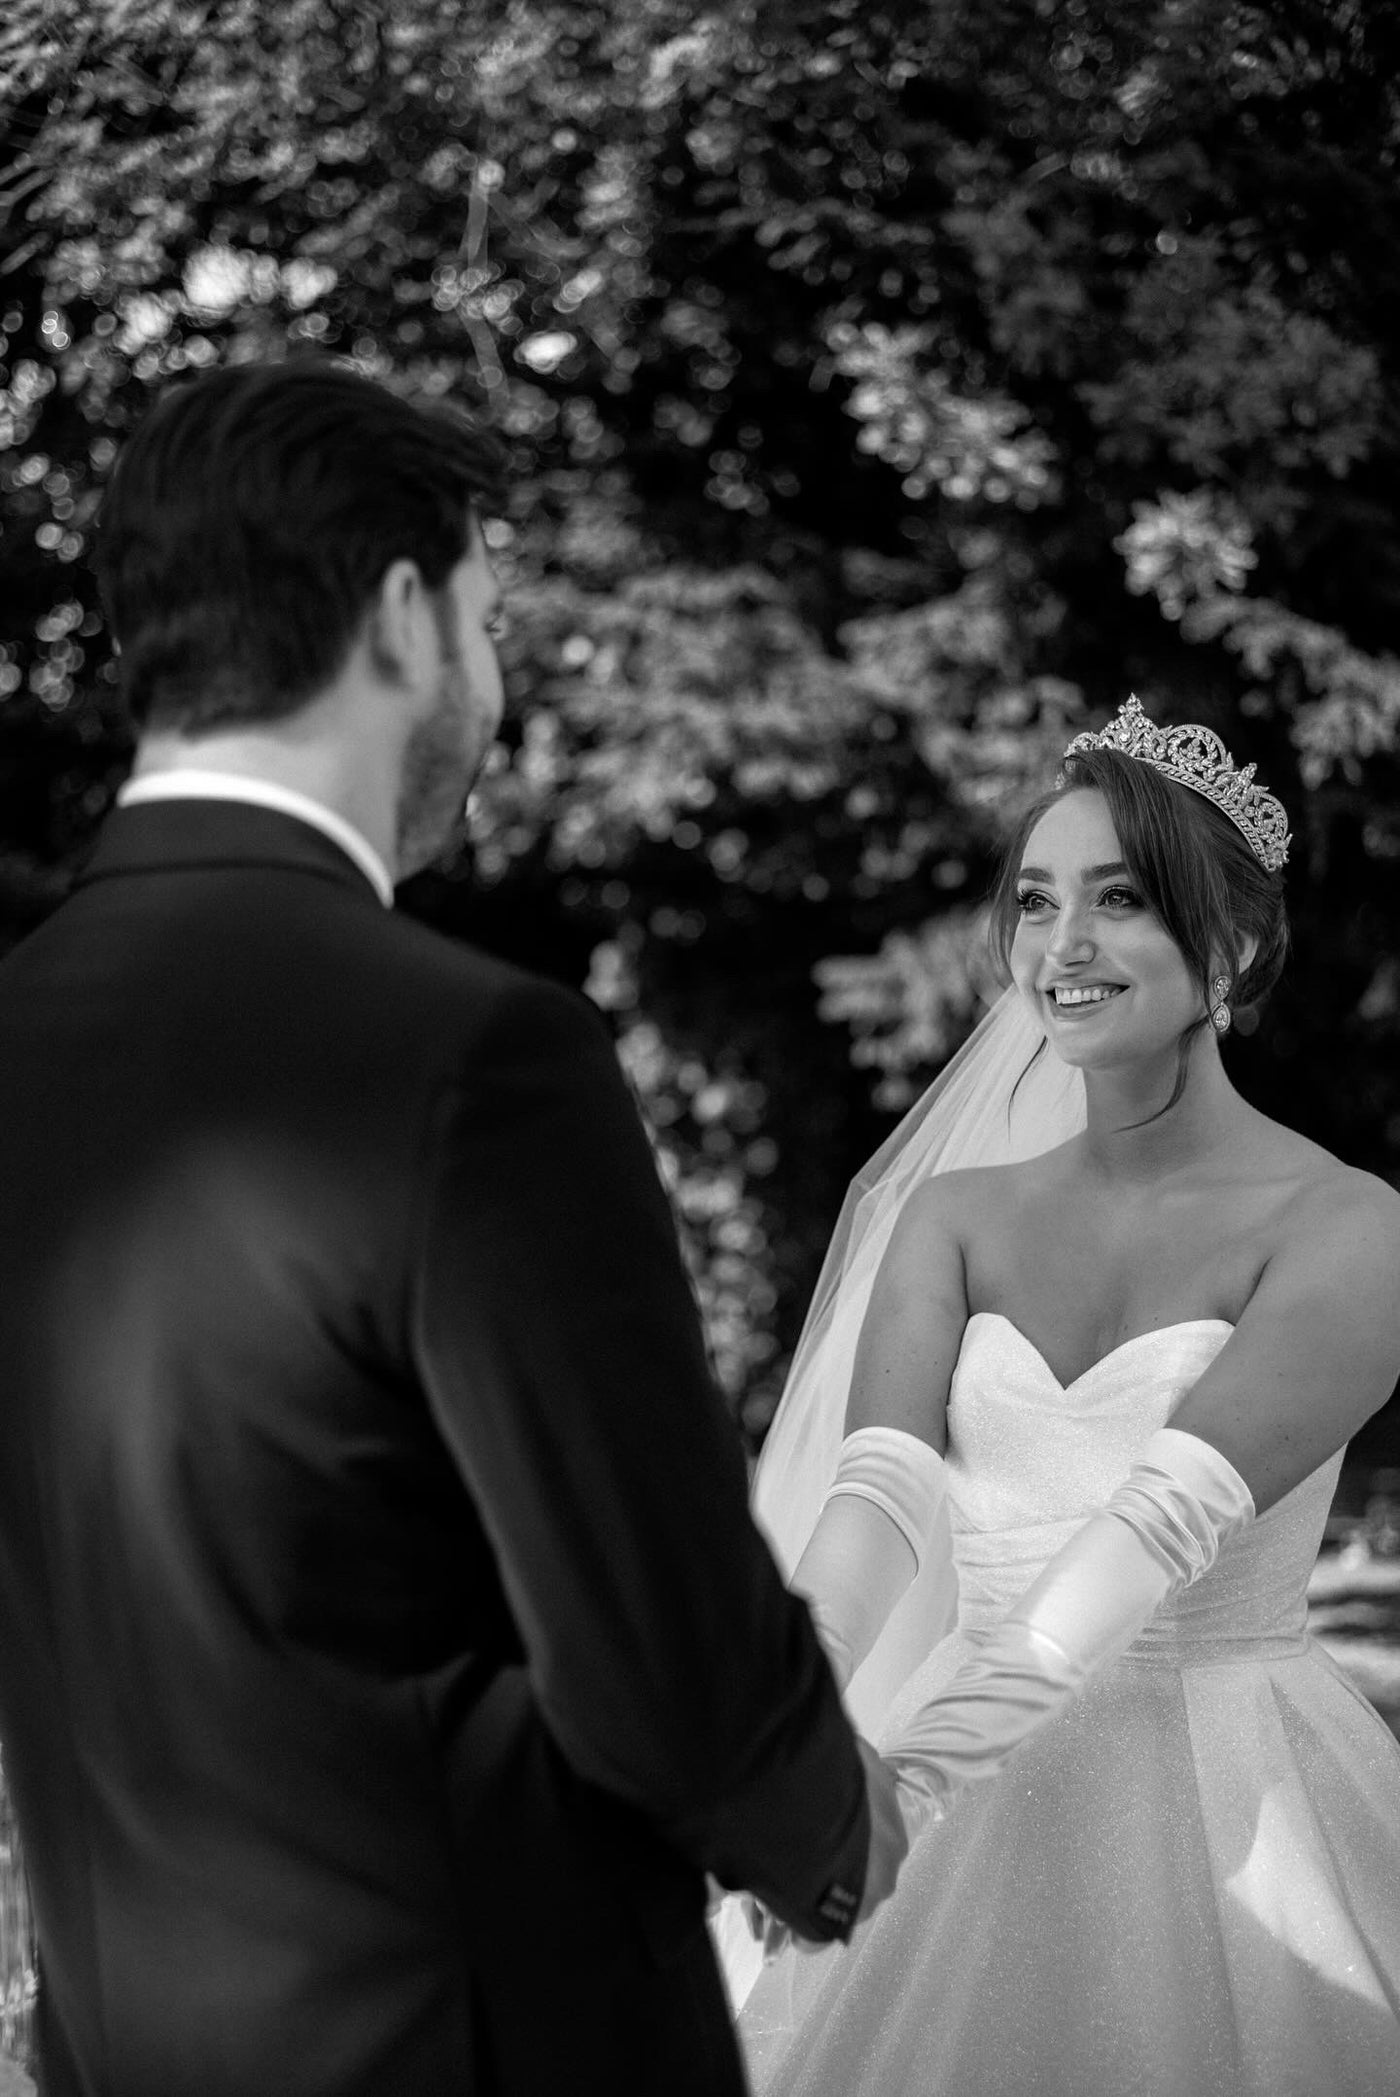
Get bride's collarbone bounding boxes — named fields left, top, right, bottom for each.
left=952, top=1137, right=1341, bottom=1371
left=986, top=1145, right=1310, bottom=1247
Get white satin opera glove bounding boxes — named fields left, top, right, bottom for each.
left=735, top=1426, right=943, bottom=1960
left=886, top=1427, right=1254, bottom=1836
left=791, top=1424, right=946, bottom=1693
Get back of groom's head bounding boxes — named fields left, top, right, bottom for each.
left=95, top=358, right=508, bottom=734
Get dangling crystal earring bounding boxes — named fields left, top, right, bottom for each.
left=1209, top=975, right=1232, bottom=1035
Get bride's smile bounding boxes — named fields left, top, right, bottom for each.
left=1043, top=980, right=1125, bottom=1011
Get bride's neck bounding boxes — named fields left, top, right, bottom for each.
left=1078, top=1042, right=1244, bottom=1186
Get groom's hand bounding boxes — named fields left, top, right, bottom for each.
left=853, top=1737, right=908, bottom=1922
left=750, top=1738, right=910, bottom=1959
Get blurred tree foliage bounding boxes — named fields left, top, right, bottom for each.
left=2, top=0, right=1399, bottom=1441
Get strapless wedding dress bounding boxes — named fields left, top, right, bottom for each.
left=741, top=1315, right=1400, bottom=2096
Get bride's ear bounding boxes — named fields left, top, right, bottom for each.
left=1213, top=933, right=1259, bottom=988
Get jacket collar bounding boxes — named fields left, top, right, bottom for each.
left=75, top=797, right=392, bottom=907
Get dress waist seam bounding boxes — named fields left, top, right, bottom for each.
left=1113, top=1633, right=1311, bottom=1669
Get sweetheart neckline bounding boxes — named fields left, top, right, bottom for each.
left=965, top=1311, right=1235, bottom=1395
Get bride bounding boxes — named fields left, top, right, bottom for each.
left=725, top=698, right=1400, bottom=2095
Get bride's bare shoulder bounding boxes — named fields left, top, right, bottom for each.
left=1244, top=1110, right=1400, bottom=1270
left=895, top=1143, right=1079, bottom=1240
left=1273, top=1126, right=1400, bottom=1226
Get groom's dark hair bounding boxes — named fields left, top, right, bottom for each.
left=95, top=358, right=508, bottom=732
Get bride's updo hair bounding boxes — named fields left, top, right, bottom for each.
left=988, top=743, right=1289, bottom=1108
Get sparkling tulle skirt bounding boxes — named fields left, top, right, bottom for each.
left=741, top=1636, right=1400, bottom=2097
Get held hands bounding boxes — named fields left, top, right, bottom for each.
left=741, top=1425, right=942, bottom=1960
left=853, top=1736, right=909, bottom=1921
left=746, top=1738, right=910, bottom=1959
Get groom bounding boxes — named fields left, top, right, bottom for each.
left=0, top=361, right=906, bottom=2096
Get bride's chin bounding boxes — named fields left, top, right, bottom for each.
left=1042, top=1019, right=1144, bottom=1069
left=1034, top=1005, right=1126, bottom=1059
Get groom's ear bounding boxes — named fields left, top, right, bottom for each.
left=364, top=559, right=434, bottom=690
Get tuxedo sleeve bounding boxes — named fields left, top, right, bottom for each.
left=409, top=978, right=868, bottom=1935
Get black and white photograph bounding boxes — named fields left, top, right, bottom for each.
left=1, top=4, right=1398, bottom=2092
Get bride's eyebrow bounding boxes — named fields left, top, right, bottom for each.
left=1017, top=860, right=1131, bottom=883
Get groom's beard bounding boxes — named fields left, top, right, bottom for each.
left=395, top=652, right=488, bottom=881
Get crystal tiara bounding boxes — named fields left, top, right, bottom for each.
left=1063, top=694, right=1291, bottom=873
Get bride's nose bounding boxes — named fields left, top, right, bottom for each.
left=1045, top=901, right=1095, bottom=965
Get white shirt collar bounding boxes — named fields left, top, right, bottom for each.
left=116, top=771, right=395, bottom=908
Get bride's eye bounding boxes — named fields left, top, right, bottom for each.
left=1099, top=885, right=1142, bottom=910
left=1015, top=889, right=1051, bottom=916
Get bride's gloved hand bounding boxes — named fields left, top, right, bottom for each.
left=740, top=1431, right=941, bottom=1962
left=789, top=1425, right=946, bottom=1692
left=885, top=1426, right=1253, bottom=1835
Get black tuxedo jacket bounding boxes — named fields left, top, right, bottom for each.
left=0, top=801, right=867, bottom=2096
